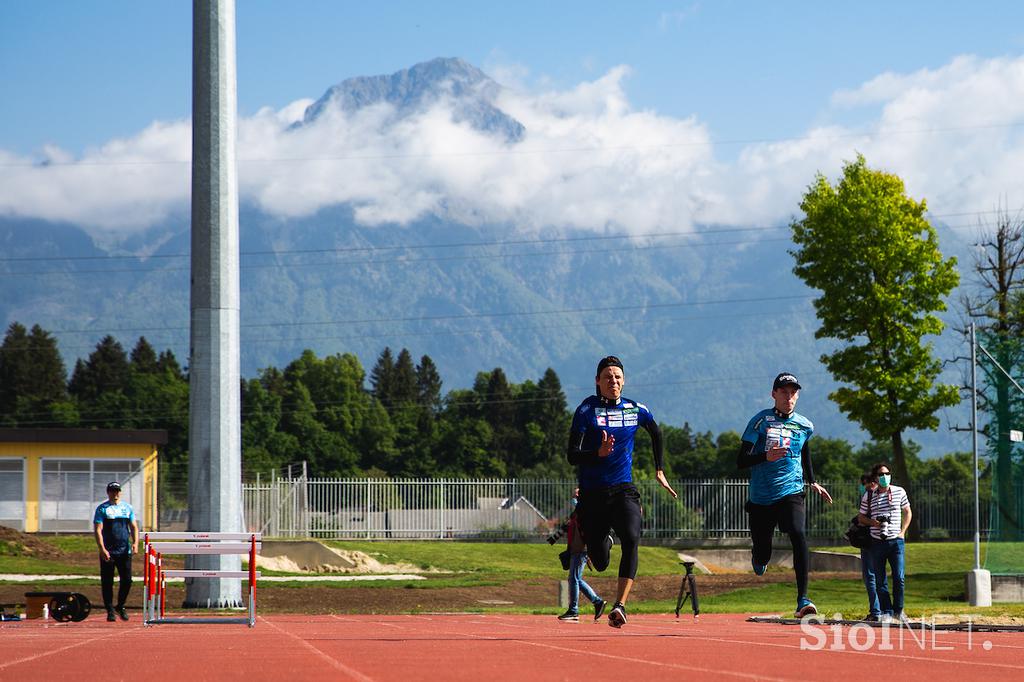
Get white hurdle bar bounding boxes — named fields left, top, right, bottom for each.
left=142, top=532, right=262, bottom=628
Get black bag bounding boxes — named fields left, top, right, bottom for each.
left=845, top=490, right=873, bottom=549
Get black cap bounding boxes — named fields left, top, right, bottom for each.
left=772, top=372, right=802, bottom=390
left=106, top=481, right=121, bottom=491
left=596, top=355, right=624, bottom=376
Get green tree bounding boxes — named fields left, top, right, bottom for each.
left=790, top=154, right=960, bottom=535
left=130, top=337, right=160, bottom=374
left=0, top=323, right=70, bottom=426
left=68, top=335, right=132, bottom=427
left=415, top=355, right=443, bottom=415
left=369, top=347, right=396, bottom=406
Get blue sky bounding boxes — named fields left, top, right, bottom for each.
left=3, top=2, right=1024, bottom=237
left=4, top=1, right=1024, bottom=153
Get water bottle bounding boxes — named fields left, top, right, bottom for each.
left=42, top=603, right=49, bottom=620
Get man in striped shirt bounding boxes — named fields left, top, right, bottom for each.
left=857, top=462, right=912, bottom=622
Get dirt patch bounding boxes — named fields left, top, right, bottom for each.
left=0, top=573, right=801, bottom=615
left=257, top=541, right=425, bottom=574
left=0, top=527, right=69, bottom=563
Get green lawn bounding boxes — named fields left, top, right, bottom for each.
left=3, top=537, right=1022, bottom=618
left=821, top=541, right=1024, bottom=574
left=323, top=540, right=685, bottom=577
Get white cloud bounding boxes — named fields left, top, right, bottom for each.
left=2, top=54, right=1024, bottom=240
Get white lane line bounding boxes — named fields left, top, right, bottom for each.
left=0, top=627, right=124, bottom=671
left=621, top=621, right=1024, bottom=671
left=259, top=616, right=377, bottom=681
left=440, top=623, right=796, bottom=682
left=329, top=614, right=404, bottom=629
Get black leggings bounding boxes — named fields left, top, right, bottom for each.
left=579, top=483, right=643, bottom=580
left=100, top=553, right=133, bottom=609
left=746, top=493, right=809, bottom=600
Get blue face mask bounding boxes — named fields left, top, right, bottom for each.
left=570, top=498, right=578, bottom=507
left=858, top=484, right=866, bottom=496
left=877, top=474, right=891, bottom=488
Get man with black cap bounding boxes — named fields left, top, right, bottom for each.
left=737, top=372, right=832, bottom=618
left=567, top=355, right=678, bottom=628
left=93, top=481, right=139, bottom=622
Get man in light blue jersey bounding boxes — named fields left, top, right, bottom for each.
left=93, top=481, right=138, bottom=622
left=737, top=373, right=832, bottom=618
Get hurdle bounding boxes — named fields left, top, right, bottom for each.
left=142, top=532, right=262, bottom=628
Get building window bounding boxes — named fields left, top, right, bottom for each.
left=40, top=459, right=143, bottom=531
left=0, top=458, right=25, bottom=531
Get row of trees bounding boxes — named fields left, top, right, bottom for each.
left=0, top=321, right=983, bottom=491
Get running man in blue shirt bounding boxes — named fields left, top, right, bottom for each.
left=737, top=373, right=832, bottom=618
left=93, top=481, right=139, bottom=622
left=567, top=355, right=677, bottom=628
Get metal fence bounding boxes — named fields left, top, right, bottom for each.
left=231, top=478, right=1013, bottom=541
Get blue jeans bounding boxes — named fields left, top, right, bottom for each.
left=868, top=538, right=905, bottom=616
left=567, top=551, right=600, bottom=612
left=860, top=546, right=889, bottom=617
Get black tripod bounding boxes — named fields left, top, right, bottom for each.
left=674, top=561, right=700, bottom=620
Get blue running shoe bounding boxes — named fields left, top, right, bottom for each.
left=752, top=558, right=767, bottom=576
left=795, top=598, right=817, bottom=618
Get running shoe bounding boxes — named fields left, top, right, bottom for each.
left=106, top=609, right=116, bottom=622
left=608, top=602, right=627, bottom=628
left=557, top=610, right=579, bottom=622
left=593, top=598, right=606, bottom=621
left=795, top=598, right=817, bottom=618
left=115, top=606, right=129, bottom=621
left=751, top=558, right=767, bottom=576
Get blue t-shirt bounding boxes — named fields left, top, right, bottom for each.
left=740, top=408, right=814, bottom=505
left=570, top=394, right=654, bottom=490
left=93, top=500, right=136, bottom=555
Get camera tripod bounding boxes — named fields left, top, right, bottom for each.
left=674, top=560, right=700, bottom=620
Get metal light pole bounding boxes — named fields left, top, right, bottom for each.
left=967, top=322, right=991, bottom=606
left=185, top=0, right=242, bottom=608
left=971, top=322, right=980, bottom=570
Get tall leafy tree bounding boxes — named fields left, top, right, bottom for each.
left=790, top=154, right=960, bottom=533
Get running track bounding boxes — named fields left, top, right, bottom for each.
left=1, top=613, right=1021, bottom=681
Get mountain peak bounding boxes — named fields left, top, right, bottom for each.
left=297, top=57, right=524, bottom=142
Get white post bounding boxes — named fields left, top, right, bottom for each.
left=968, top=322, right=992, bottom=606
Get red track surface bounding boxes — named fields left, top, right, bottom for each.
left=2, top=613, right=1022, bottom=681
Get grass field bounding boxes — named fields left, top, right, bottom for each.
left=2, top=535, right=1022, bottom=618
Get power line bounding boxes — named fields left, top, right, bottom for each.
left=1, top=207, right=1015, bottom=266
left=0, top=218, right=1005, bottom=278
left=12, top=307, right=808, bottom=357
left=41, top=293, right=814, bottom=336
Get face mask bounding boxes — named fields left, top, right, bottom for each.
left=877, top=474, right=891, bottom=488
left=858, top=484, right=866, bottom=496
left=570, top=498, right=578, bottom=507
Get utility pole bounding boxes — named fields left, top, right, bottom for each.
left=185, top=0, right=242, bottom=608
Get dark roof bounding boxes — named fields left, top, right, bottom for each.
left=0, top=428, right=168, bottom=445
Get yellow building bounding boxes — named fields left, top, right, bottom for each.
left=0, top=429, right=164, bottom=533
